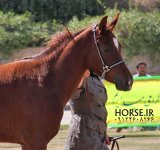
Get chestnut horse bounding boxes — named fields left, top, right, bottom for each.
left=0, top=14, right=133, bottom=150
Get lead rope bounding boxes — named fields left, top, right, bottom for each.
left=111, top=139, right=119, bottom=150
left=109, top=135, right=125, bottom=150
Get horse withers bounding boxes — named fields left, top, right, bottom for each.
left=0, top=14, right=133, bottom=150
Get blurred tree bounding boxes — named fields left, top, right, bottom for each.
left=0, top=0, right=105, bottom=23
left=104, top=0, right=129, bottom=9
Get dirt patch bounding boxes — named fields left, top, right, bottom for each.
left=1, top=47, right=160, bottom=74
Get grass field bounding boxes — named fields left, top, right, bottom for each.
left=0, top=127, right=159, bottom=150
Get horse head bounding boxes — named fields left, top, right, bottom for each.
left=87, top=14, right=133, bottom=91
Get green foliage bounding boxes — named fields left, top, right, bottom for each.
left=0, top=11, right=61, bottom=53
left=105, top=0, right=130, bottom=9
left=0, top=9, right=159, bottom=60
left=115, top=10, right=160, bottom=57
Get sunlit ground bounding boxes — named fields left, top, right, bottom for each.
left=0, top=127, right=159, bottom=150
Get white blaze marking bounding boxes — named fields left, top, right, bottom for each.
left=113, top=38, right=119, bottom=50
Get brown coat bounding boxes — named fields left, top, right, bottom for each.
left=65, top=75, right=109, bottom=150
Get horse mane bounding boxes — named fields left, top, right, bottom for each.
left=0, top=28, right=86, bottom=83
left=17, top=28, right=85, bottom=61
left=47, top=28, right=74, bottom=49
left=42, top=28, right=86, bottom=60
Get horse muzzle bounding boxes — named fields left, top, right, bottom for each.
left=115, top=77, right=133, bottom=91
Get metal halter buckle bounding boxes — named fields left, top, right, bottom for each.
left=103, top=65, right=110, bottom=73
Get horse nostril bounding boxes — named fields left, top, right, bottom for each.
left=128, top=79, right=131, bottom=86
left=126, top=78, right=132, bottom=89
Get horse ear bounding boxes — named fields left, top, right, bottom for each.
left=107, top=13, right=120, bottom=31
left=98, top=16, right=108, bottom=33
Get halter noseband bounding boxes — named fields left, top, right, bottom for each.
left=92, top=23, right=124, bottom=78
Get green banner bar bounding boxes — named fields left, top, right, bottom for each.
left=104, top=76, right=160, bottom=128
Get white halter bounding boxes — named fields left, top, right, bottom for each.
left=92, top=24, right=124, bottom=78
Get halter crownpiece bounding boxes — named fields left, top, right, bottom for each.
left=92, top=23, right=124, bottom=78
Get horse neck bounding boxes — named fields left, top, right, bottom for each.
left=50, top=28, right=94, bottom=106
